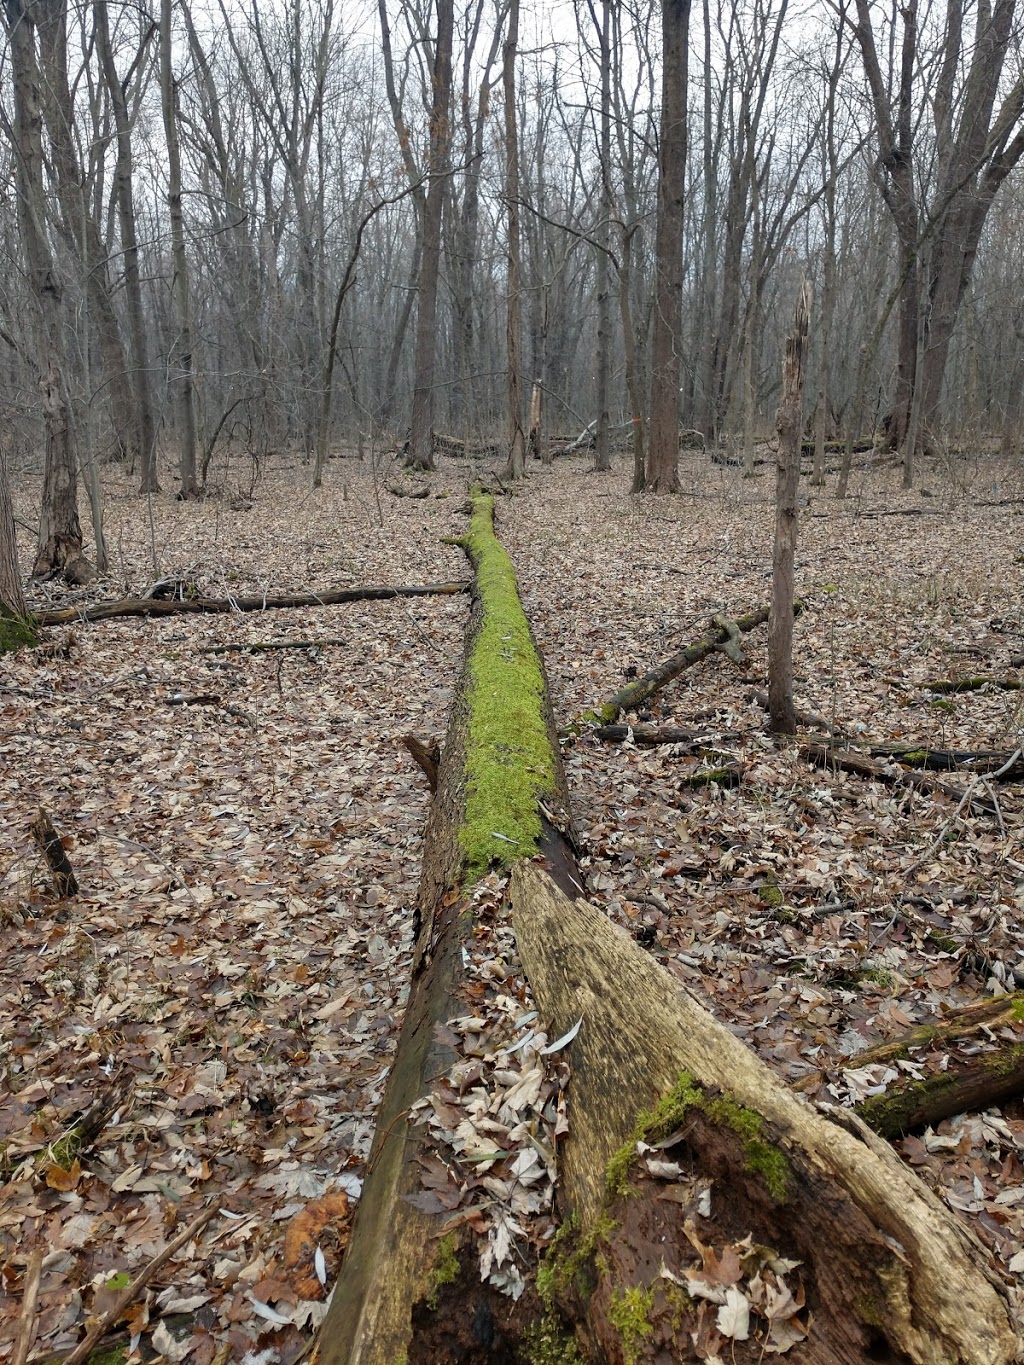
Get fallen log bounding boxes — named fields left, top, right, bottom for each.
left=842, top=992, right=1024, bottom=1139
left=32, top=580, right=469, bottom=626
left=510, top=861, right=1018, bottom=1365
left=590, top=723, right=740, bottom=747
left=598, top=605, right=775, bottom=724
left=315, top=493, right=578, bottom=1365
left=801, top=739, right=998, bottom=815
left=868, top=742, right=1023, bottom=776
left=923, top=676, right=1022, bottom=694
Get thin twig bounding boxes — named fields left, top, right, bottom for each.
left=12, top=1246, right=43, bottom=1365
left=63, top=1203, right=219, bottom=1365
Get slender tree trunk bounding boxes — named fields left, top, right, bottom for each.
left=768, top=280, right=811, bottom=736
left=4, top=0, right=91, bottom=583
left=502, top=0, right=526, bottom=480
left=647, top=0, right=690, bottom=493
left=94, top=0, right=159, bottom=493
left=407, top=0, right=454, bottom=472
left=592, top=0, right=612, bottom=473
left=160, top=0, right=198, bottom=498
left=0, top=445, right=29, bottom=621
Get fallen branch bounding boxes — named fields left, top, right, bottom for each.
left=801, top=739, right=997, bottom=815
left=869, top=742, right=1024, bottom=777
left=162, top=693, right=256, bottom=729
left=29, top=808, right=78, bottom=897
left=63, top=1203, right=219, bottom=1365
left=750, top=687, right=844, bottom=737
left=197, top=638, right=349, bottom=654
left=33, top=580, right=469, bottom=626
left=511, top=862, right=1017, bottom=1365
left=598, top=604, right=777, bottom=724
left=923, top=676, right=1022, bottom=694
left=845, top=992, right=1024, bottom=1138
left=12, top=1247, right=43, bottom=1365
left=590, top=723, right=740, bottom=748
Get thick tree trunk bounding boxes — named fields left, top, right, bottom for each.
left=407, top=0, right=454, bottom=472
left=646, top=0, right=690, bottom=494
left=4, top=0, right=91, bottom=585
left=510, top=862, right=1018, bottom=1365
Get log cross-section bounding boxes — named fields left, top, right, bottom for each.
left=315, top=494, right=575, bottom=1365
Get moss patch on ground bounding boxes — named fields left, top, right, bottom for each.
left=459, top=494, right=556, bottom=881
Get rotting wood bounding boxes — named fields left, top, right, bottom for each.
left=868, top=742, right=1024, bottom=778
left=923, top=676, right=1022, bottom=695
left=315, top=493, right=578, bottom=1365
left=401, top=734, right=440, bottom=793
left=29, top=808, right=78, bottom=897
left=197, top=638, right=349, bottom=654
left=12, top=1247, right=43, bottom=1365
left=598, top=604, right=779, bottom=724
left=801, top=738, right=998, bottom=815
left=510, top=861, right=1018, bottom=1365
left=844, top=992, right=1024, bottom=1138
left=32, top=580, right=469, bottom=626
left=590, top=723, right=740, bottom=748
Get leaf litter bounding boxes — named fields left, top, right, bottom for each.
left=2, top=448, right=1024, bottom=1356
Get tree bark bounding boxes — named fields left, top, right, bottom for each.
left=502, top=0, right=526, bottom=480
left=406, top=0, right=454, bottom=472
left=3, top=0, right=91, bottom=584
left=646, top=0, right=690, bottom=493
left=510, top=862, right=1018, bottom=1365
left=160, top=0, right=198, bottom=497
left=767, top=280, right=811, bottom=735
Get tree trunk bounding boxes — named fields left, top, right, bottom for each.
left=592, top=0, right=613, bottom=474
left=767, top=280, right=810, bottom=735
left=160, top=0, right=198, bottom=498
left=0, top=446, right=34, bottom=650
left=4, top=0, right=91, bottom=584
left=510, top=863, right=1018, bottom=1365
left=646, top=0, right=690, bottom=494
left=502, top=0, right=526, bottom=481
left=94, top=0, right=159, bottom=492
left=407, top=0, right=454, bottom=472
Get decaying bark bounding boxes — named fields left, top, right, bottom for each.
left=801, top=739, right=998, bottom=815
left=315, top=497, right=575, bottom=1365
left=34, top=581, right=468, bottom=627
left=599, top=604, right=774, bottom=724
left=510, top=862, right=1018, bottom=1365
left=29, top=808, right=78, bottom=897
left=846, top=992, right=1024, bottom=1138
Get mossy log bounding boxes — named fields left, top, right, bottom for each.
left=847, top=993, right=1024, bottom=1138
left=510, top=862, right=1018, bottom=1365
left=315, top=495, right=576, bottom=1365
left=868, top=743, right=1024, bottom=778
left=32, top=581, right=468, bottom=626
left=922, top=678, right=1023, bottom=695
left=598, top=605, right=776, bottom=724
left=801, top=739, right=998, bottom=815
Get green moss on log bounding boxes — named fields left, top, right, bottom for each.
left=460, top=494, right=556, bottom=880
left=0, top=614, right=36, bottom=653
left=608, top=1285, right=655, bottom=1365
left=425, top=1232, right=460, bottom=1309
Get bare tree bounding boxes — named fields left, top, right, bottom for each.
left=3, top=0, right=91, bottom=582
left=647, top=0, right=691, bottom=493
left=502, top=0, right=526, bottom=479
left=406, top=0, right=454, bottom=471
left=768, top=278, right=811, bottom=736
left=0, top=444, right=30, bottom=633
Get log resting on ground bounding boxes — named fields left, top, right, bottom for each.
left=32, top=581, right=469, bottom=626
left=801, top=739, right=998, bottom=814
left=510, top=861, right=1018, bottom=1365
left=844, top=992, right=1024, bottom=1138
left=315, top=495, right=576, bottom=1365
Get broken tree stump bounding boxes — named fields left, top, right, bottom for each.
left=29, top=808, right=78, bottom=897
left=510, top=861, right=1018, bottom=1365
left=32, top=580, right=468, bottom=626
left=315, top=494, right=577, bottom=1365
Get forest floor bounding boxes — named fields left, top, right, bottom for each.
left=1, top=444, right=1024, bottom=1362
